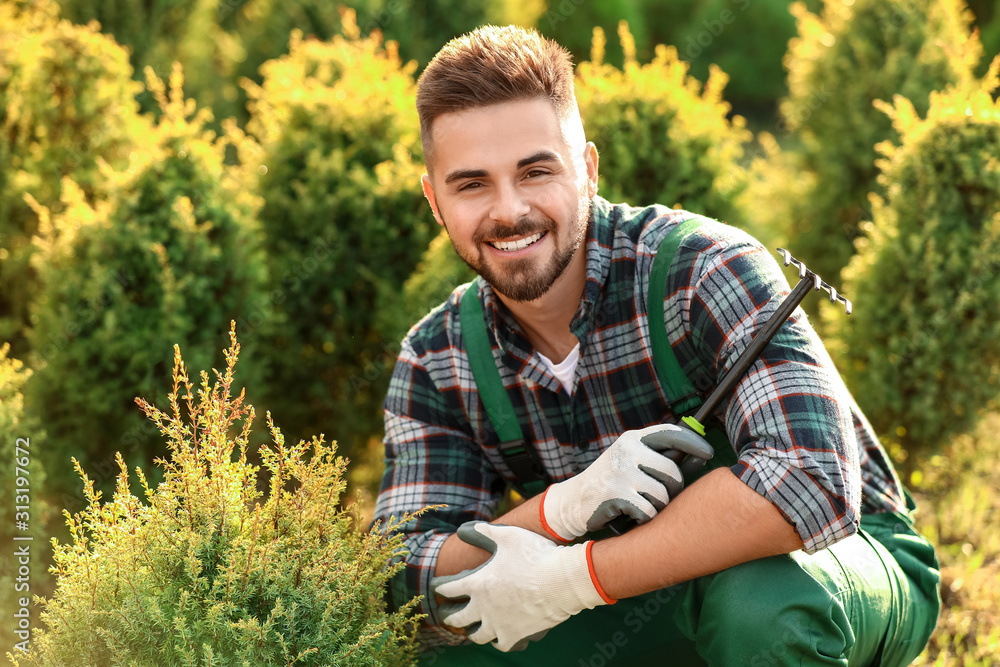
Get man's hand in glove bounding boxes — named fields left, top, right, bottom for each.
left=540, top=423, right=713, bottom=541
left=431, top=521, right=616, bottom=652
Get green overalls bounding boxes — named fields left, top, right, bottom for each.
left=420, top=492, right=939, bottom=666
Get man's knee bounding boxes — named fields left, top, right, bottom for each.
left=694, top=554, right=855, bottom=665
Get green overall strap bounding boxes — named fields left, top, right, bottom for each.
left=460, top=283, right=549, bottom=497
left=649, top=218, right=705, bottom=416
left=649, top=218, right=739, bottom=474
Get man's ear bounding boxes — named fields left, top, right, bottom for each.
left=421, top=173, right=445, bottom=227
left=583, top=141, right=599, bottom=199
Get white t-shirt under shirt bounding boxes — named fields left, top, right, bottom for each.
left=537, top=342, right=581, bottom=395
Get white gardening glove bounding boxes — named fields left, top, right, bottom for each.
left=540, top=423, right=713, bottom=541
left=431, top=521, right=614, bottom=652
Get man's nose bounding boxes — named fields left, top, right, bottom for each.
left=488, top=181, right=531, bottom=226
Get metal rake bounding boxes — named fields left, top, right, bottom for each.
left=608, top=249, right=852, bottom=535
left=682, top=248, right=853, bottom=433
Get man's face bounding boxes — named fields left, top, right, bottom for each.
left=421, top=98, right=598, bottom=303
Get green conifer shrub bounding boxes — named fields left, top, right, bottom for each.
left=0, top=0, right=145, bottom=356
left=55, top=0, right=229, bottom=115
left=243, top=13, right=435, bottom=458
left=25, top=66, right=268, bottom=500
left=223, top=1, right=375, bottom=129
left=370, top=1, right=493, bottom=68
left=766, top=0, right=975, bottom=286
left=220, top=0, right=492, bottom=122
left=9, top=328, right=421, bottom=667
left=577, top=22, right=752, bottom=223
left=968, top=0, right=1000, bottom=62
left=56, top=0, right=200, bottom=77
left=0, top=345, right=51, bottom=657
left=539, top=0, right=647, bottom=69
left=826, top=58, right=1000, bottom=459
left=637, top=0, right=810, bottom=111
left=386, top=229, right=476, bottom=346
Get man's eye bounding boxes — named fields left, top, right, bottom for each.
left=458, top=182, right=482, bottom=191
left=525, top=169, right=548, bottom=179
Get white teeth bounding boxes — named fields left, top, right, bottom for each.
left=491, top=232, right=543, bottom=252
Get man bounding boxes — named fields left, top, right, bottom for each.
left=373, top=25, right=940, bottom=666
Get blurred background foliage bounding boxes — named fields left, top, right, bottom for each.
left=770, top=0, right=978, bottom=306
left=2, top=0, right=1000, bottom=660
left=25, top=63, right=270, bottom=498
left=243, top=18, right=434, bottom=470
left=826, top=63, right=1000, bottom=469
left=0, top=0, right=145, bottom=357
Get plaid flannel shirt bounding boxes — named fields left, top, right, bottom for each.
left=373, top=197, right=906, bottom=646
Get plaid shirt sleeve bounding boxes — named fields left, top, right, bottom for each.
left=666, top=222, right=862, bottom=553
left=373, top=304, right=502, bottom=646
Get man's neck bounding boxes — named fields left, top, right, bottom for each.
left=494, top=245, right=587, bottom=364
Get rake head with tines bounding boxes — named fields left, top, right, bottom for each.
left=777, top=248, right=853, bottom=315
left=683, top=247, right=853, bottom=426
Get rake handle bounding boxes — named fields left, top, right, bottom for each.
left=606, top=252, right=847, bottom=536
left=690, top=272, right=817, bottom=425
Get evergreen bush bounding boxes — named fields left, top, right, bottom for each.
left=56, top=0, right=490, bottom=131
left=226, top=1, right=375, bottom=129
left=386, top=229, right=476, bottom=345
left=967, top=0, right=1000, bottom=64
left=0, top=345, right=50, bottom=658
left=766, top=0, right=975, bottom=286
left=56, top=0, right=200, bottom=78
left=243, top=12, right=435, bottom=457
left=25, top=65, right=268, bottom=501
left=9, top=328, right=421, bottom=667
left=826, top=58, right=1000, bottom=459
left=539, top=0, right=647, bottom=69
left=541, top=0, right=817, bottom=113
left=374, top=1, right=493, bottom=67
left=577, top=22, right=752, bottom=223
left=683, top=0, right=803, bottom=110
left=55, top=0, right=226, bottom=114
left=643, top=0, right=809, bottom=111
left=0, top=0, right=145, bottom=356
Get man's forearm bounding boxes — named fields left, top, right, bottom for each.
left=592, top=467, right=804, bottom=599
left=436, top=466, right=804, bottom=587
left=435, top=493, right=549, bottom=576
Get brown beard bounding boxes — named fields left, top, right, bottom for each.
left=443, top=195, right=591, bottom=302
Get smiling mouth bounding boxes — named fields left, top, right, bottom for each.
left=489, top=232, right=546, bottom=252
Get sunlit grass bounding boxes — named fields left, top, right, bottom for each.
left=912, top=413, right=1000, bottom=665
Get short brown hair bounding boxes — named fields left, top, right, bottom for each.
left=417, top=25, right=576, bottom=165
